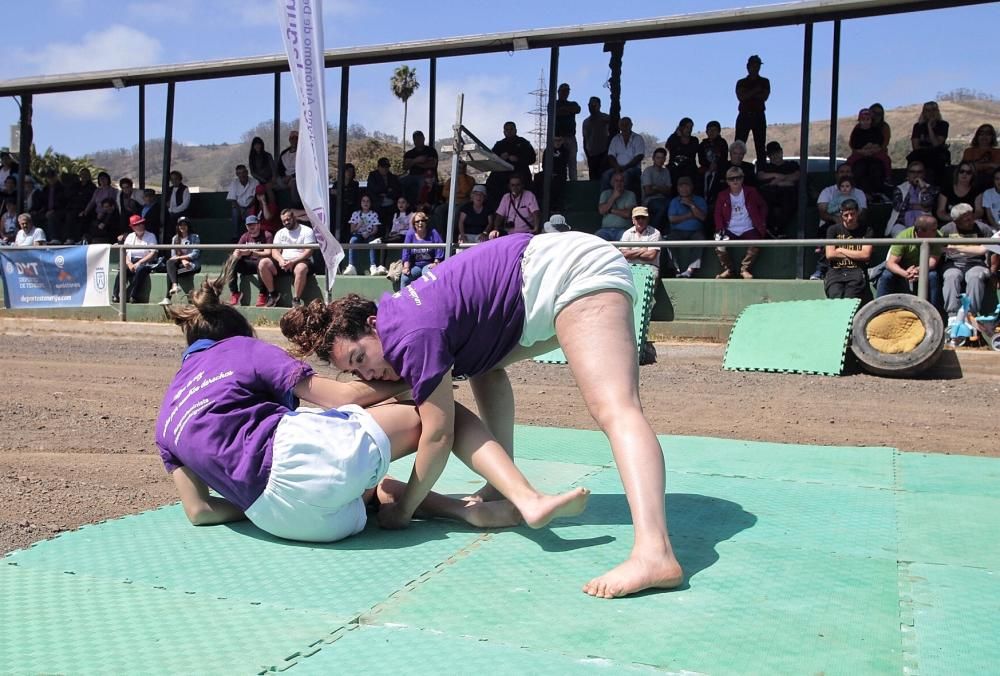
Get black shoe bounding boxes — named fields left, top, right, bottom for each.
left=292, top=297, right=304, bottom=307
left=111, top=296, right=120, bottom=304
left=265, top=292, right=281, bottom=308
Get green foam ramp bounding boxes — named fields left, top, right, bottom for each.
left=723, top=298, right=861, bottom=376
left=534, top=263, right=658, bottom=365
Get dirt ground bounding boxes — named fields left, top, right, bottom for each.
left=2, top=317, right=998, bottom=556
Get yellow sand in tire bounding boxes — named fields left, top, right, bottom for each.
left=865, top=309, right=926, bottom=353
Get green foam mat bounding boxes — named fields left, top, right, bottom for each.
left=533, top=263, right=658, bottom=365
left=3, top=425, right=999, bottom=674
left=723, top=298, right=861, bottom=375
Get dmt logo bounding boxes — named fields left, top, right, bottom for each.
left=4, top=262, right=12, bottom=275
left=14, top=262, right=41, bottom=276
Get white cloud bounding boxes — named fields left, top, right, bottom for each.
left=21, top=26, right=162, bottom=120
left=126, top=0, right=193, bottom=23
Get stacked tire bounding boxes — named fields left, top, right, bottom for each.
left=850, top=294, right=945, bottom=378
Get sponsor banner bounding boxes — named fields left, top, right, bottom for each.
left=277, top=0, right=344, bottom=291
left=0, top=245, right=111, bottom=309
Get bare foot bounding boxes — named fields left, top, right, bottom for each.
left=520, top=487, right=591, bottom=529
left=582, top=554, right=684, bottom=599
left=463, top=499, right=522, bottom=528
left=463, top=484, right=505, bottom=503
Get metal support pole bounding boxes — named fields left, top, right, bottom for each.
left=541, top=47, right=559, bottom=222
left=443, top=94, right=464, bottom=260
left=796, top=22, right=814, bottom=279
left=428, top=58, right=437, bottom=148
left=335, top=66, right=349, bottom=243
left=118, top=246, right=127, bottom=321
left=138, top=85, right=146, bottom=189
left=917, top=240, right=930, bottom=301
left=273, top=73, right=281, bottom=159
left=828, top=20, right=841, bottom=173
left=16, top=94, right=32, bottom=211
left=159, top=82, right=175, bottom=240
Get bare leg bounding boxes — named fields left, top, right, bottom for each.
left=258, top=258, right=277, bottom=293
left=293, top=262, right=308, bottom=298
left=555, top=290, right=683, bottom=598
left=376, top=477, right=521, bottom=528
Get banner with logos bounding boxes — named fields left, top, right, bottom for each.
left=0, top=245, right=111, bottom=309
left=277, top=0, right=344, bottom=291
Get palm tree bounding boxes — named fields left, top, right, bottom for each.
left=390, top=65, right=419, bottom=155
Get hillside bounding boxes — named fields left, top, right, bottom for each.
left=88, top=98, right=999, bottom=190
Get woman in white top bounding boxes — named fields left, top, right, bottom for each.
left=344, top=194, right=383, bottom=276
left=160, top=216, right=203, bottom=304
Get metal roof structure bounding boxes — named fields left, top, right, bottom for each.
left=0, top=0, right=994, bottom=96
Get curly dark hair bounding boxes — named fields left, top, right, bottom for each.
left=280, top=293, right=377, bottom=363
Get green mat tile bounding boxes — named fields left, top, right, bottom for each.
left=0, top=564, right=342, bottom=674
left=896, top=491, right=1000, bottom=569
left=290, top=625, right=662, bottom=674
left=723, top=298, right=861, bottom=375
left=534, top=263, right=658, bottom=364
left=896, top=451, right=1000, bottom=497
left=905, top=563, right=1000, bottom=675
left=513, top=425, right=613, bottom=466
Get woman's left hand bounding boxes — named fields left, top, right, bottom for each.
left=377, top=502, right=412, bottom=530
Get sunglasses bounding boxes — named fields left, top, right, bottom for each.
left=958, top=169, right=974, bottom=175
left=413, top=218, right=428, bottom=224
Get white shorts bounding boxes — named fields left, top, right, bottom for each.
left=519, top=232, right=637, bottom=347
left=244, top=405, right=391, bottom=543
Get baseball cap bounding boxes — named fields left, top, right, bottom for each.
left=632, top=206, right=650, bottom=218
left=471, top=184, right=487, bottom=194
left=245, top=215, right=259, bottom=225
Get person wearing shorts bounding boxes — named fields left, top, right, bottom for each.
left=281, top=232, right=683, bottom=598
left=259, top=208, right=316, bottom=307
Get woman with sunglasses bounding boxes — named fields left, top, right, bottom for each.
left=936, top=161, right=982, bottom=223
left=400, top=211, right=442, bottom=287
left=962, top=124, right=1000, bottom=190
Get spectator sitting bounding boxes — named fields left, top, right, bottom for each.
left=259, top=209, right=317, bottom=307
left=596, top=169, right=637, bottom=241
left=343, top=194, right=382, bottom=276
left=907, top=101, right=950, bottom=184
left=382, top=196, right=412, bottom=269
left=936, top=161, right=982, bottom=223
left=0, top=152, right=18, bottom=187
left=714, top=166, right=767, bottom=279
left=78, top=171, right=117, bottom=223
left=641, top=147, right=672, bottom=232
left=367, top=157, right=402, bottom=226
left=886, top=161, right=939, bottom=237
left=734, top=54, right=770, bottom=166
left=86, top=197, right=120, bottom=245
left=963, top=124, right=1000, bottom=190
left=620, top=206, right=661, bottom=270
left=1, top=200, right=17, bottom=244
left=697, top=121, right=728, bottom=198
left=665, top=117, right=699, bottom=187
left=248, top=135, right=278, bottom=205
left=812, top=164, right=868, bottom=280
left=401, top=212, right=443, bottom=287
left=542, top=213, right=571, bottom=233
left=226, top=164, right=259, bottom=242
left=601, top=116, right=645, bottom=192
left=166, top=170, right=191, bottom=242
left=112, top=215, right=160, bottom=304
left=486, top=121, right=536, bottom=208
left=400, top=131, right=439, bottom=205
left=415, top=168, right=441, bottom=215
left=116, top=178, right=142, bottom=234
left=0, top=177, right=17, bottom=209
left=33, top=170, right=68, bottom=244
left=228, top=214, right=272, bottom=307
left=276, top=130, right=300, bottom=207
left=458, top=184, right=493, bottom=244
left=160, top=216, right=202, bottom=305
left=532, top=135, right=569, bottom=212
left=333, top=162, right=361, bottom=241
left=490, top=175, right=540, bottom=238
left=823, top=198, right=873, bottom=304
left=846, top=108, right=892, bottom=197
left=756, top=141, right=800, bottom=238
left=582, top=96, right=611, bottom=181
left=139, top=189, right=162, bottom=242
left=940, top=203, right=993, bottom=318
left=667, top=176, right=708, bottom=278
left=434, top=160, right=474, bottom=231
left=14, top=213, right=46, bottom=247
left=978, top=166, right=1000, bottom=230
left=715, top=140, right=758, bottom=202
left=249, top=184, right=280, bottom=236
left=875, top=214, right=943, bottom=310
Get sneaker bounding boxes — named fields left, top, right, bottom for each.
left=677, top=268, right=693, bottom=279
left=369, top=265, right=379, bottom=276
left=342, top=264, right=357, bottom=276
left=265, top=292, right=281, bottom=308
left=158, top=297, right=172, bottom=306
left=111, top=295, right=120, bottom=304
left=292, top=297, right=304, bottom=307
left=375, top=265, right=388, bottom=275
left=169, top=284, right=182, bottom=296
left=809, top=271, right=823, bottom=281
left=255, top=292, right=268, bottom=307
left=229, top=291, right=242, bottom=306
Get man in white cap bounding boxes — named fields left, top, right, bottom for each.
left=620, top=205, right=661, bottom=270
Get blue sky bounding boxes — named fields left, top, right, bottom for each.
left=0, top=0, right=995, bottom=158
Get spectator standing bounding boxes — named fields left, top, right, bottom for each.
left=226, top=164, right=259, bottom=241
left=250, top=184, right=280, bottom=236
left=667, top=177, right=708, bottom=278
left=13, top=213, right=46, bottom=247
left=554, top=83, right=581, bottom=181
left=458, top=185, right=493, bottom=244
left=344, top=194, right=382, bottom=276
left=333, top=163, right=360, bottom=241
left=533, top=135, right=569, bottom=212
left=876, top=214, right=943, bottom=310
left=620, top=206, right=661, bottom=270
left=823, top=199, right=873, bottom=304
left=0, top=176, right=17, bottom=209
left=756, top=141, right=801, bottom=238
left=582, top=96, right=611, bottom=181
left=596, top=170, right=637, bottom=241
left=116, top=178, right=142, bottom=230
left=248, top=136, right=278, bottom=205
left=602, top=117, right=645, bottom=192
left=259, top=209, right=317, bottom=307
left=491, top=175, right=540, bottom=237
left=734, top=55, right=770, bottom=165
left=665, top=117, right=699, bottom=187
left=277, top=130, right=300, bottom=207
left=34, top=170, right=68, bottom=244
left=847, top=108, right=892, bottom=197
left=697, top=121, right=728, bottom=198
left=641, top=148, right=672, bottom=232
left=978, top=167, right=1000, bottom=230
left=714, top=166, right=767, bottom=279
left=486, top=121, right=536, bottom=208
left=886, top=161, right=939, bottom=237
left=112, top=215, right=160, bottom=304
left=79, top=171, right=118, bottom=222
left=166, top=170, right=190, bottom=243
left=962, top=124, right=1000, bottom=190
left=936, top=161, right=981, bottom=222
left=940, top=203, right=993, bottom=317
left=160, top=216, right=202, bottom=305
left=434, top=160, right=475, bottom=234
left=228, top=214, right=273, bottom=307
left=401, top=131, right=439, bottom=205
left=0, top=152, right=19, bottom=187
left=367, top=157, right=402, bottom=227
left=907, top=101, right=950, bottom=184
left=139, top=189, right=162, bottom=242
left=400, top=211, right=443, bottom=287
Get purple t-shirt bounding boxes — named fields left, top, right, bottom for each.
left=376, top=234, right=531, bottom=404
left=155, top=336, right=314, bottom=511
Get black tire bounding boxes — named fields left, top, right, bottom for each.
left=850, top=294, right=945, bottom=378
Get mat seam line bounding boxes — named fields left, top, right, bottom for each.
left=894, top=449, right=920, bottom=676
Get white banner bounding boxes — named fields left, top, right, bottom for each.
left=277, top=0, right=343, bottom=291
left=0, top=244, right=111, bottom=308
